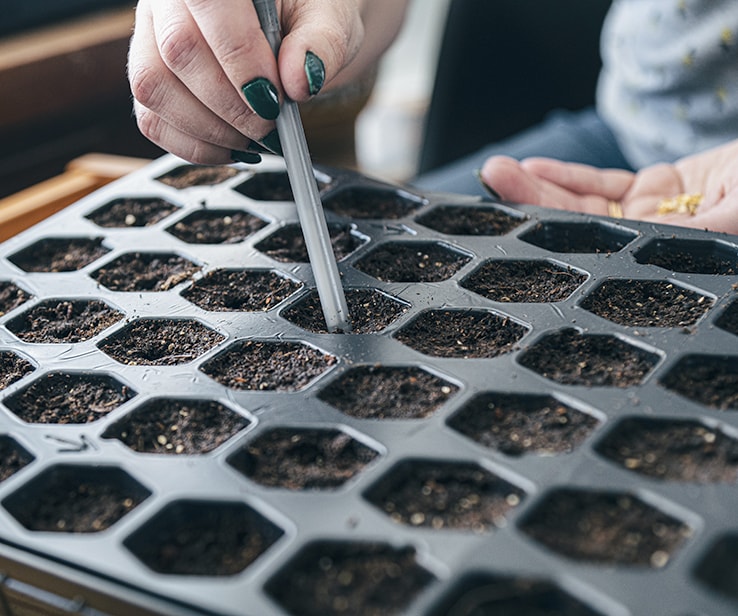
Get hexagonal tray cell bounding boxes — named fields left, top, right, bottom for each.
left=3, top=371, right=135, bottom=424
left=659, top=355, right=738, bottom=410
left=155, top=164, right=240, bottom=188
left=518, top=328, right=659, bottom=387
left=85, top=197, right=179, bottom=228
left=8, top=237, right=109, bottom=272
left=234, top=169, right=330, bottom=201
left=694, top=534, right=738, bottom=603
left=265, top=541, right=435, bottom=616
left=255, top=223, right=367, bottom=263
left=181, top=268, right=301, bottom=312
left=166, top=209, right=267, bottom=244
left=0, top=281, right=31, bottom=316
left=354, top=241, right=472, bottom=283
left=103, top=398, right=250, bottom=455
left=715, top=300, right=738, bottom=337
left=520, top=221, right=637, bottom=253
left=124, top=500, right=283, bottom=575
left=98, top=318, right=224, bottom=366
left=317, top=365, right=458, bottom=420
left=200, top=340, right=336, bottom=391
left=90, top=252, right=201, bottom=292
left=415, top=203, right=528, bottom=236
left=3, top=465, right=150, bottom=532
left=0, top=351, right=35, bottom=391
left=580, top=279, right=713, bottom=327
left=282, top=288, right=409, bottom=334
left=365, top=459, right=525, bottom=532
left=0, top=436, right=33, bottom=483
left=519, top=489, right=692, bottom=567
left=634, top=238, right=738, bottom=275
left=461, top=259, right=587, bottom=303
left=323, top=185, right=425, bottom=220
left=6, top=298, right=123, bottom=343
left=227, top=427, right=379, bottom=489
left=395, top=309, right=528, bottom=359
left=447, top=392, right=599, bottom=457
left=595, top=417, right=738, bottom=482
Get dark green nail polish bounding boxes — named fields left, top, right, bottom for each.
left=260, top=129, right=283, bottom=156
left=242, top=77, right=280, bottom=120
left=304, top=51, right=325, bottom=96
left=231, top=150, right=262, bottom=164
left=475, top=169, right=502, bottom=200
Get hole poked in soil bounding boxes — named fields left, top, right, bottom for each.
left=659, top=355, right=738, bottom=410
left=282, top=289, right=409, bottom=334
left=4, top=371, right=134, bottom=424
left=580, top=279, right=713, bottom=327
left=8, top=237, right=109, bottom=272
left=416, top=204, right=528, bottom=236
left=255, top=223, right=367, bottom=263
left=156, top=165, right=240, bottom=188
left=165, top=209, right=267, bottom=244
left=323, top=186, right=425, bottom=220
left=98, top=318, right=224, bottom=366
left=595, top=418, right=738, bottom=483
left=200, top=340, right=336, bottom=391
left=461, top=260, right=587, bottom=303
left=694, top=533, right=738, bottom=603
left=103, top=398, right=250, bottom=455
left=318, top=365, right=458, bottom=420
left=234, top=169, right=330, bottom=201
left=447, top=392, right=599, bottom=457
left=0, top=351, right=35, bottom=391
left=265, top=540, right=435, bottom=616
left=3, top=465, right=150, bottom=532
left=354, top=241, right=472, bottom=283
left=520, top=221, right=637, bottom=254
left=715, top=300, right=738, bottom=337
left=0, top=281, right=31, bottom=317
left=519, top=489, right=692, bottom=567
left=634, top=238, right=738, bottom=275
left=6, top=299, right=124, bottom=343
left=90, top=252, right=201, bottom=292
left=228, top=427, right=379, bottom=489
left=0, top=436, right=34, bottom=483
left=518, top=328, right=659, bottom=387
left=181, top=269, right=301, bottom=311
left=86, top=197, right=179, bottom=228
left=124, top=499, right=283, bottom=576
left=395, top=309, right=528, bottom=359
left=365, top=459, right=525, bottom=532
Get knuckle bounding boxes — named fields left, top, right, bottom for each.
left=135, top=107, right=163, bottom=143
left=158, top=22, right=200, bottom=73
left=215, top=37, right=257, bottom=70
left=129, top=63, right=164, bottom=110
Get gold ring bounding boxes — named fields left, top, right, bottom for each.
left=657, top=193, right=703, bottom=216
left=608, top=200, right=623, bottom=218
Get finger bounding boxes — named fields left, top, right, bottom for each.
left=520, top=158, right=635, bottom=200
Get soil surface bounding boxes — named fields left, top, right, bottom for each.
left=87, top=198, right=178, bottom=228
left=156, top=165, right=239, bottom=188
left=324, top=187, right=421, bottom=219
left=660, top=357, right=738, bottom=410
left=256, top=224, right=364, bottom=262
left=716, top=301, right=738, bottom=336
left=522, top=222, right=631, bottom=253
left=0, top=282, right=31, bottom=316
left=639, top=246, right=738, bottom=275
left=168, top=209, right=266, bottom=244
left=235, top=170, right=329, bottom=201
left=8, top=300, right=123, bottom=343
left=92, top=253, right=201, bottom=292
left=229, top=428, right=378, bottom=489
left=0, top=352, right=34, bottom=391
left=11, top=238, right=108, bottom=272
left=355, top=242, right=471, bottom=283
left=416, top=205, right=526, bottom=236
left=0, top=437, right=33, bottom=482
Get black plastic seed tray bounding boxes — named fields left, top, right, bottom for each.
left=0, top=154, right=737, bottom=616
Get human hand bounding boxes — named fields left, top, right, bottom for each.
left=479, top=139, right=738, bottom=235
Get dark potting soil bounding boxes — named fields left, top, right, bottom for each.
left=416, top=205, right=527, bottom=236
left=235, top=170, right=329, bottom=201
left=86, top=198, right=179, bottom=228
left=0, top=437, right=33, bottom=483
left=167, top=209, right=266, bottom=244
left=92, top=253, right=201, bottom=292
left=355, top=242, right=471, bottom=283
left=520, top=222, right=633, bottom=254
left=0, top=281, right=31, bottom=316
left=639, top=246, right=738, bottom=275
left=156, top=165, right=239, bottom=188
left=228, top=428, right=378, bottom=489
left=11, top=238, right=109, bottom=272
left=659, top=357, right=738, bottom=410
left=255, top=224, right=365, bottom=262
left=324, top=187, right=422, bottom=219
left=0, top=352, right=34, bottom=391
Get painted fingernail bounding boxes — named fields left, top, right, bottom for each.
left=475, top=169, right=502, bottom=200
left=260, top=129, right=283, bottom=156
left=230, top=150, right=262, bottom=164
left=304, top=51, right=325, bottom=96
left=242, top=77, right=280, bottom=120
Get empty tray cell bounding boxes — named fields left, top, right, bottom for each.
left=265, top=540, right=435, bottom=616
left=200, top=340, right=336, bottom=391
left=234, top=169, right=330, bottom=201
left=395, top=309, right=528, bottom=359
left=155, top=165, right=239, bottom=188
left=595, top=417, right=738, bottom=482
left=98, top=318, right=224, bottom=366
left=282, top=289, right=409, bottom=334
left=6, top=299, right=123, bottom=343
left=461, top=260, right=587, bottom=303
left=365, top=459, right=525, bottom=532
left=8, top=237, right=109, bottom=272
left=0, top=351, right=35, bottom=391
left=255, top=223, right=366, bottom=263
left=354, top=241, right=472, bottom=283
left=0, top=281, right=31, bottom=316
left=519, top=489, right=691, bottom=567
left=90, top=252, right=201, bottom=292
left=317, top=365, right=457, bottom=420
left=3, top=465, right=150, bottom=533
left=124, top=499, right=283, bottom=575
left=447, top=392, right=599, bottom=457
left=228, top=427, right=379, bottom=489
left=4, top=371, right=134, bottom=424
left=660, top=355, right=738, bottom=410
left=165, top=209, right=267, bottom=244
left=519, top=221, right=637, bottom=253
left=103, top=398, right=250, bottom=455
left=323, top=186, right=425, bottom=219
left=85, top=197, right=179, bottom=228
left=694, top=533, right=738, bottom=603
left=634, top=238, right=738, bottom=275
left=580, top=279, right=712, bottom=327
left=0, top=436, right=34, bottom=483
left=715, top=300, right=738, bottom=337
left=181, top=269, right=301, bottom=311
left=518, top=328, right=659, bottom=387
left=416, top=204, right=528, bottom=236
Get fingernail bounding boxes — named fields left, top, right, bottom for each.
left=304, top=51, right=325, bottom=96
left=475, top=169, right=502, bottom=200
left=230, top=150, right=262, bottom=164
left=260, top=129, right=283, bottom=156
left=242, top=77, right=280, bottom=120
